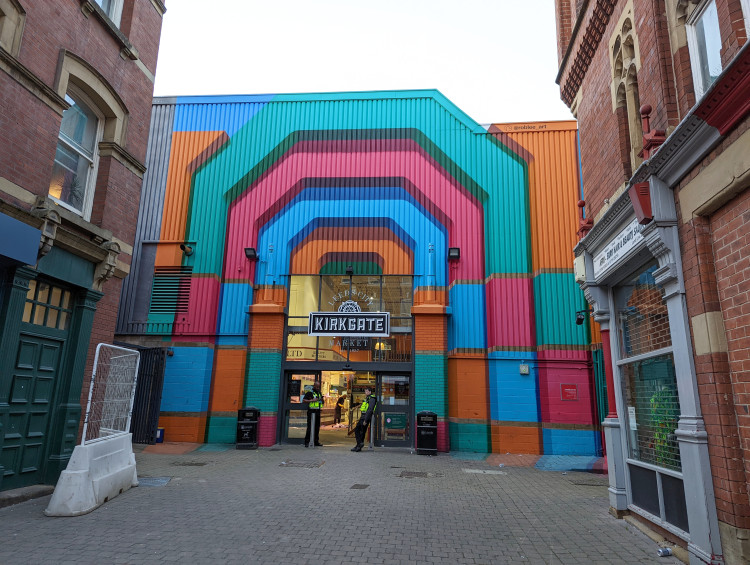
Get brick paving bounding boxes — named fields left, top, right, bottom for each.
left=0, top=443, right=681, bottom=564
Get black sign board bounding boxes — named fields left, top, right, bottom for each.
left=308, top=312, right=390, bottom=337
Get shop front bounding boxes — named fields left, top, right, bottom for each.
left=574, top=180, right=722, bottom=562
left=279, top=274, right=413, bottom=447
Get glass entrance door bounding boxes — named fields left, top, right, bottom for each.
left=282, top=372, right=319, bottom=444
left=376, top=374, right=411, bottom=447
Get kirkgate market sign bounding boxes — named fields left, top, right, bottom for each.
left=308, top=299, right=390, bottom=337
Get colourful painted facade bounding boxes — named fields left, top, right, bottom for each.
left=116, top=92, right=597, bottom=455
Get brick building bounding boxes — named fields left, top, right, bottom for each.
left=554, top=0, right=750, bottom=562
left=0, top=0, right=164, bottom=492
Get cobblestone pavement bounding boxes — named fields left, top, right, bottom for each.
left=0, top=443, right=681, bottom=565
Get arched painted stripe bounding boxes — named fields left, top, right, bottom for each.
left=221, top=143, right=484, bottom=282
left=255, top=199, right=447, bottom=286
left=318, top=252, right=383, bottom=273
left=291, top=230, right=412, bottom=275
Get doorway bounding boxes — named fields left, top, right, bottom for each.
left=280, top=371, right=412, bottom=447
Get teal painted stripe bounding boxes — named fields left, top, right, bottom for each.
left=205, top=416, right=237, bottom=444
left=449, top=422, right=490, bottom=453
left=245, top=350, right=281, bottom=411
left=414, top=354, right=447, bottom=417
left=181, top=95, right=527, bottom=276
left=533, top=272, right=589, bottom=346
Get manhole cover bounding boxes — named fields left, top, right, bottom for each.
left=279, top=460, right=324, bottom=468
left=138, top=476, right=171, bottom=487
left=172, top=461, right=208, bottom=467
left=269, top=448, right=282, bottom=451
left=350, top=484, right=369, bottom=489
left=399, top=470, right=443, bottom=478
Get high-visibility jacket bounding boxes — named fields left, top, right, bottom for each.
left=359, top=394, right=376, bottom=416
left=309, top=391, right=323, bottom=409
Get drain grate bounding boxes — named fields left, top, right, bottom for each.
left=463, top=469, right=507, bottom=475
left=350, top=484, right=369, bottom=489
left=569, top=477, right=609, bottom=487
left=398, top=470, right=443, bottom=479
left=279, top=459, right=324, bottom=468
left=138, top=476, right=171, bottom=487
left=172, top=461, right=209, bottom=467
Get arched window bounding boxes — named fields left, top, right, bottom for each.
left=49, top=51, right=128, bottom=220
left=49, top=88, right=103, bottom=216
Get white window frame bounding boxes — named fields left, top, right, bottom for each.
left=95, top=0, right=123, bottom=27
left=742, top=0, right=750, bottom=35
left=685, top=0, right=723, bottom=99
left=49, top=86, right=103, bottom=221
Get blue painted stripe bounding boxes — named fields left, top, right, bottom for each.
left=488, top=355, right=539, bottom=423
left=542, top=429, right=599, bottom=456
left=217, top=282, right=252, bottom=335
left=447, top=284, right=487, bottom=350
left=160, top=347, right=214, bottom=412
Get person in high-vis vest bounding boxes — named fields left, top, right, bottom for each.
left=351, top=386, right=376, bottom=452
left=303, top=383, right=324, bottom=447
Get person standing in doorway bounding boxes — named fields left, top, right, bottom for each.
left=351, top=386, right=376, bottom=452
left=334, top=393, right=346, bottom=426
left=303, top=382, right=324, bottom=447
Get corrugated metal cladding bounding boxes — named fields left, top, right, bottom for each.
left=116, top=91, right=596, bottom=455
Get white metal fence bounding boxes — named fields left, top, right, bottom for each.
left=81, top=344, right=140, bottom=445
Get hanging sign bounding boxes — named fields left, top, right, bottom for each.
left=308, top=312, right=390, bottom=337
left=593, top=218, right=644, bottom=278
left=308, top=299, right=390, bottom=337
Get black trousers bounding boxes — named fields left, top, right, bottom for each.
left=305, top=409, right=321, bottom=445
left=354, top=418, right=369, bottom=445
left=334, top=407, right=342, bottom=424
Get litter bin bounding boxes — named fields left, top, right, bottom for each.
left=416, top=411, right=437, bottom=455
left=236, top=407, right=259, bottom=449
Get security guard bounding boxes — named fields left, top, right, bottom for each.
left=351, top=386, right=376, bottom=452
left=303, top=382, right=324, bottom=447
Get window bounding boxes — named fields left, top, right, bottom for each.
left=616, top=263, right=681, bottom=472
left=0, top=0, right=25, bottom=56
left=94, top=0, right=123, bottom=27
left=22, top=279, right=73, bottom=331
left=48, top=90, right=103, bottom=218
left=686, top=0, right=722, bottom=99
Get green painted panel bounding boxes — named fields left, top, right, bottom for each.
left=205, top=417, right=236, bottom=443
left=414, top=354, right=447, bottom=417
left=244, top=350, right=281, bottom=411
left=449, top=421, right=490, bottom=453
left=533, top=272, right=589, bottom=346
left=37, top=246, right=94, bottom=288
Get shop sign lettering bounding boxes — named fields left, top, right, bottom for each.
left=593, top=218, right=644, bottom=278
left=308, top=312, right=390, bottom=337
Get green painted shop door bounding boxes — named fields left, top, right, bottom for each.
left=1, top=280, right=72, bottom=490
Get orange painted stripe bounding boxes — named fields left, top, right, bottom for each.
left=156, top=131, right=226, bottom=267
left=491, top=424, right=542, bottom=455
left=208, top=349, right=246, bottom=412
left=157, top=414, right=207, bottom=443
left=291, top=233, right=412, bottom=275
left=448, top=358, right=488, bottom=420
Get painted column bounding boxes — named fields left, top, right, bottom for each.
left=643, top=176, right=723, bottom=564
left=245, top=285, right=286, bottom=447
left=583, top=276, right=628, bottom=514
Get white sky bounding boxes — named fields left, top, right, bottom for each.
left=153, top=0, right=573, bottom=125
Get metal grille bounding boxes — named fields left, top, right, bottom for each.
left=622, top=354, right=681, bottom=472
left=82, top=344, right=140, bottom=445
left=617, top=264, right=672, bottom=358
left=149, top=267, right=192, bottom=314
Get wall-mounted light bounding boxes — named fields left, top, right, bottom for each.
left=244, top=247, right=258, bottom=261
left=448, top=247, right=460, bottom=261
left=345, top=265, right=354, bottom=276
left=179, top=244, right=193, bottom=256
left=575, top=308, right=591, bottom=325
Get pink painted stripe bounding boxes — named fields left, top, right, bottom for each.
left=486, top=278, right=534, bottom=348
left=224, top=139, right=484, bottom=282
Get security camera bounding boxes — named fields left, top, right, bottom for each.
left=575, top=311, right=586, bottom=325
left=179, top=243, right=193, bottom=256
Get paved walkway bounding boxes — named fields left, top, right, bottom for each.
left=0, top=443, right=682, bottom=564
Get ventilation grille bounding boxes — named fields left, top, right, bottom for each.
left=149, top=267, right=192, bottom=314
